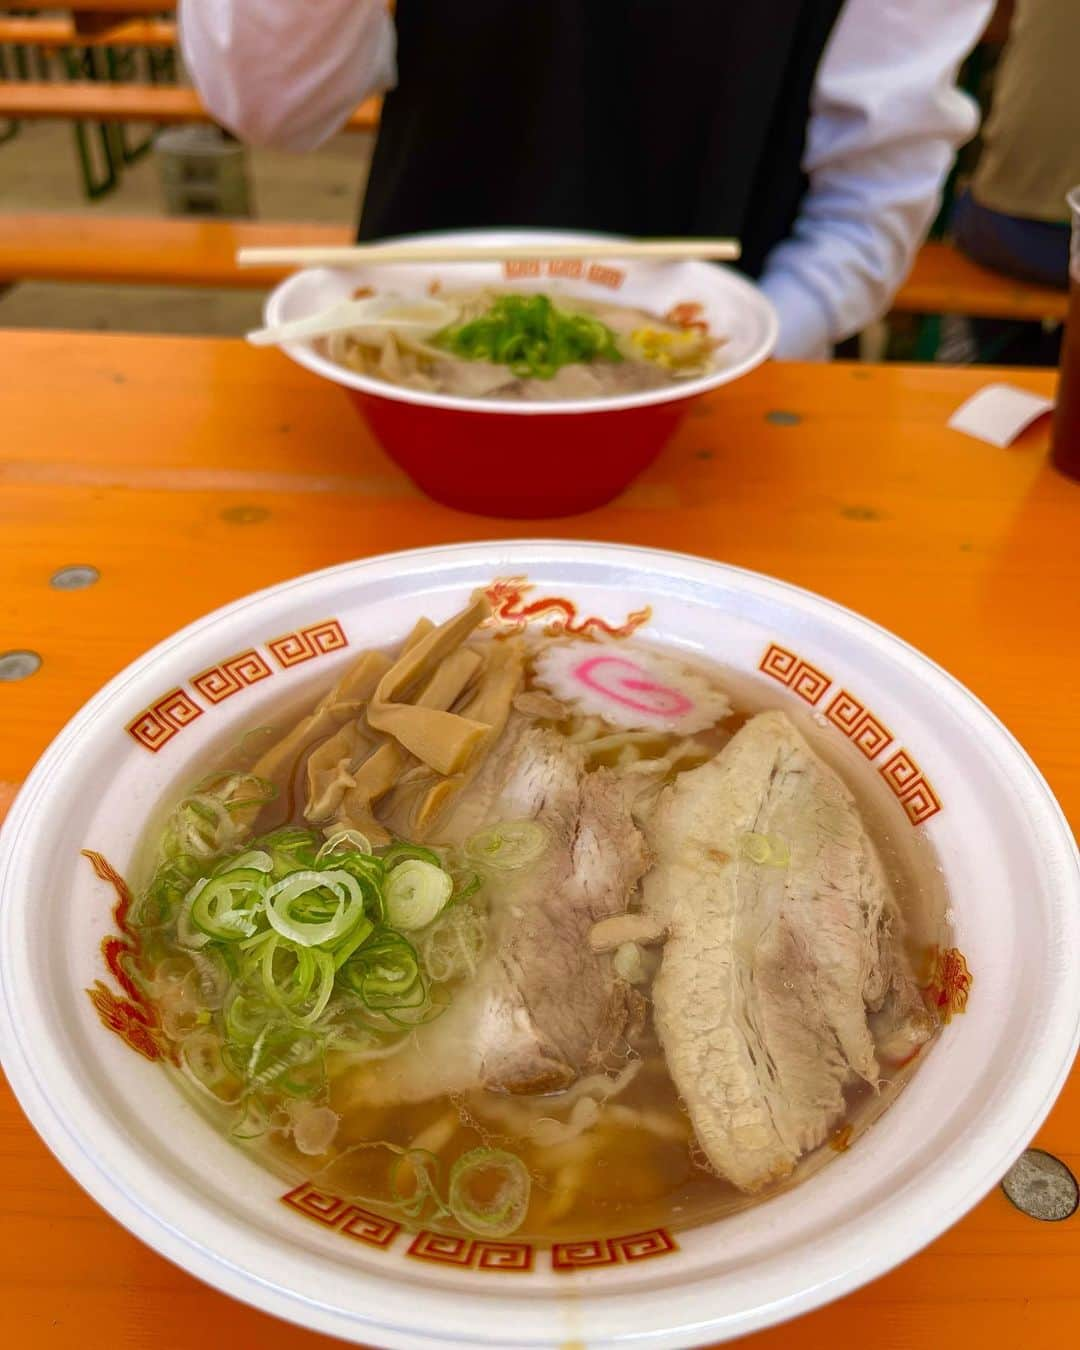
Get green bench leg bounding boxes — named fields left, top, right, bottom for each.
left=0, top=47, right=21, bottom=143
left=147, top=44, right=177, bottom=86
left=71, top=120, right=120, bottom=199
left=914, top=315, right=942, bottom=362
left=104, top=45, right=154, bottom=165
left=59, top=45, right=121, bottom=200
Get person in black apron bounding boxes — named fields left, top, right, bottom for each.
left=180, top=0, right=993, bottom=356
left=360, top=1, right=842, bottom=284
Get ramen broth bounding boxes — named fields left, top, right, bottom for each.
left=128, top=622, right=950, bottom=1244
left=322, top=289, right=721, bottom=402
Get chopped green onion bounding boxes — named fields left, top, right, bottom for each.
left=316, top=829, right=374, bottom=861
left=260, top=826, right=322, bottom=853
left=315, top=826, right=375, bottom=858
left=447, top=1148, right=531, bottom=1237
left=329, top=916, right=377, bottom=970
left=432, top=293, right=623, bottom=380
left=165, top=794, right=239, bottom=859
left=142, top=853, right=204, bottom=927
left=419, top=905, right=487, bottom=983
left=390, top=1148, right=449, bottom=1220
left=464, top=819, right=548, bottom=872
left=260, top=826, right=323, bottom=874
left=326, top=853, right=385, bottom=922
left=384, top=859, right=453, bottom=931
left=265, top=868, right=367, bottom=947
left=380, top=841, right=444, bottom=870
left=381, top=985, right=451, bottom=1028
left=254, top=935, right=337, bottom=1024
left=191, top=949, right=231, bottom=1009
left=224, top=985, right=277, bottom=1045
left=339, top=931, right=423, bottom=1009
left=215, top=849, right=273, bottom=875
left=246, top=1023, right=322, bottom=1091
left=177, top=878, right=212, bottom=950
left=192, top=770, right=278, bottom=813
left=189, top=868, right=266, bottom=941
left=451, top=870, right=483, bottom=903
left=230, top=1097, right=271, bottom=1141
left=738, top=831, right=790, bottom=868
left=136, top=779, right=477, bottom=1131
left=180, top=1029, right=238, bottom=1100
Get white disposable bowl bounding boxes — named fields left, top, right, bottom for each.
left=1, top=541, right=1077, bottom=1349
left=264, top=228, right=779, bottom=416
left=263, top=229, right=779, bottom=516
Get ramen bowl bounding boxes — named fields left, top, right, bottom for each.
left=263, top=230, right=778, bottom=517
left=1, top=542, right=1077, bottom=1350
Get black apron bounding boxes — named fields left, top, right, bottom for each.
left=359, top=0, right=845, bottom=280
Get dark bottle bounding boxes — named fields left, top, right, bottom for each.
left=1051, top=187, right=1080, bottom=482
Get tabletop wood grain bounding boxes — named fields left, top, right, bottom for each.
left=1, top=330, right=1076, bottom=1349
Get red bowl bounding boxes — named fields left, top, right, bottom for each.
left=264, top=229, right=778, bottom=518
left=349, top=388, right=691, bottom=517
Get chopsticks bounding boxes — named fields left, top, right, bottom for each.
left=235, top=238, right=741, bottom=268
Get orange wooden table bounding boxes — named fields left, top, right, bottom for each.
left=1, top=331, right=1077, bottom=1349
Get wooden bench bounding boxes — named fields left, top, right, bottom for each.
left=0, top=81, right=382, bottom=132
left=892, top=240, right=1067, bottom=323
left=62, top=0, right=176, bottom=11
left=0, top=17, right=175, bottom=49
left=0, top=214, right=351, bottom=290
left=0, top=217, right=1067, bottom=328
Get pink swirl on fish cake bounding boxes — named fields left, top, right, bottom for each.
left=572, top=655, right=694, bottom=720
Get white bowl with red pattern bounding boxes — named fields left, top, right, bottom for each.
left=1, top=541, right=1077, bottom=1349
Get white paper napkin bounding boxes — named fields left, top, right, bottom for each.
left=948, top=383, right=1055, bottom=448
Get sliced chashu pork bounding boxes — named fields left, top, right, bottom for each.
left=641, top=709, right=922, bottom=1192
left=342, top=717, right=648, bottom=1106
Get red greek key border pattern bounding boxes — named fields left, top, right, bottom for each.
left=879, top=749, right=943, bottom=825
left=191, top=649, right=273, bottom=704
left=758, top=642, right=942, bottom=826
left=125, top=686, right=203, bottom=752
left=281, top=1182, right=400, bottom=1249
left=407, top=1230, right=534, bottom=1272
left=758, top=644, right=830, bottom=706
left=267, top=619, right=349, bottom=669
left=824, top=689, right=893, bottom=760
left=278, top=1184, right=673, bottom=1274
left=125, top=617, right=348, bottom=752
left=551, top=1228, right=678, bottom=1271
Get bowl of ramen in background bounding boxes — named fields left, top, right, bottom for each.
left=1, top=541, right=1078, bottom=1350
left=263, top=230, right=778, bottom=517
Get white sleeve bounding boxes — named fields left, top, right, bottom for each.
left=759, top=0, right=994, bottom=360
left=178, top=1, right=397, bottom=152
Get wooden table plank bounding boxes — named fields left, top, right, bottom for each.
left=0, top=331, right=1076, bottom=1350
left=0, top=81, right=381, bottom=132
